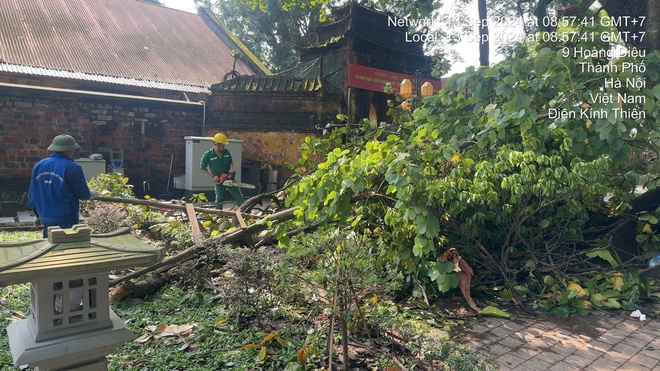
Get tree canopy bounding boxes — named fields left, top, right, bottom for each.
left=280, top=3, right=660, bottom=315
left=208, top=0, right=658, bottom=75
left=195, top=0, right=660, bottom=315
left=209, top=0, right=323, bottom=72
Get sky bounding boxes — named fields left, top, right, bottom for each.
left=161, top=0, right=491, bottom=75
left=162, top=0, right=196, bottom=13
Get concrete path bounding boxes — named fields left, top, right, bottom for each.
left=453, top=311, right=660, bottom=370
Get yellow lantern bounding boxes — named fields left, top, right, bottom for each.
left=420, top=81, right=434, bottom=97
left=400, top=79, right=413, bottom=99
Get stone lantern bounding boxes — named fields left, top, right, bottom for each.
left=0, top=225, right=165, bottom=370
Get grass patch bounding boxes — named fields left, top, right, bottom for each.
left=0, top=231, right=41, bottom=243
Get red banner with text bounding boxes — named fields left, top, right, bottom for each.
left=347, top=64, right=443, bottom=94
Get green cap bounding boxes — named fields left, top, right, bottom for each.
left=47, top=135, right=80, bottom=152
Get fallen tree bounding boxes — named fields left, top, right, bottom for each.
left=94, top=196, right=265, bottom=219
left=100, top=193, right=299, bottom=302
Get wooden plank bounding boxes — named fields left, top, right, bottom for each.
left=234, top=209, right=248, bottom=229
left=185, top=203, right=204, bottom=247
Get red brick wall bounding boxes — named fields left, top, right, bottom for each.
left=0, top=86, right=203, bottom=196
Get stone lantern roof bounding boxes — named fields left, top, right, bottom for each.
left=0, top=225, right=165, bottom=286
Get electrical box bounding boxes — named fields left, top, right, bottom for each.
left=184, top=136, right=242, bottom=192
left=74, top=159, right=106, bottom=182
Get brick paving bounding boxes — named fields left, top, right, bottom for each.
left=452, top=311, right=660, bottom=370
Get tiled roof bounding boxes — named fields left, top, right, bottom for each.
left=0, top=62, right=208, bottom=93
left=211, top=75, right=341, bottom=95
left=0, top=0, right=269, bottom=93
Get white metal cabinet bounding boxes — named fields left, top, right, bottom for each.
left=74, top=159, right=106, bottom=182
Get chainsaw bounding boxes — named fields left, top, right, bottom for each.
left=212, top=172, right=255, bottom=189
left=213, top=171, right=236, bottom=184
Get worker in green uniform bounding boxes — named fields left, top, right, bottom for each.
left=200, top=133, right=245, bottom=210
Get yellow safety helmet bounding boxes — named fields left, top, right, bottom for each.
left=212, top=133, right=228, bottom=144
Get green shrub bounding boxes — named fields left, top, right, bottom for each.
left=88, top=172, right=134, bottom=198
left=215, top=247, right=282, bottom=326
left=84, top=202, right=140, bottom=233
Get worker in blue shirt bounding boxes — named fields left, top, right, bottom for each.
left=28, top=134, right=96, bottom=237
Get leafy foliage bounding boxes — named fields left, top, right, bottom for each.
left=87, top=171, right=135, bottom=198
left=537, top=268, right=657, bottom=318
left=84, top=172, right=140, bottom=233
left=148, top=218, right=195, bottom=251
left=283, top=8, right=660, bottom=312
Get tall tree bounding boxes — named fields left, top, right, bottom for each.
left=477, top=0, right=489, bottom=66
left=211, top=0, right=658, bottom=73
left=211, top=0, right=323, bottom=72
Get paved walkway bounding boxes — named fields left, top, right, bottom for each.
left=453, top=311, right=660, bottom=370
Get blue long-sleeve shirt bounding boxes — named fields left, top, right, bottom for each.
left=28, top=153, right=92, bottom=224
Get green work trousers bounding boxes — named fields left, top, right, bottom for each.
left=214, top=183, right=245, bottom=209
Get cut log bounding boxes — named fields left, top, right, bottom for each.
left=109, top=273, right=170, bottom=303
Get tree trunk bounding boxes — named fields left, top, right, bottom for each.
left=478, top=0, right=489, bottom=66
left=552, top=0, right=657, bottom=51
left=109, top=273, right=170, bottom=303
left=602, top=0, right=657, bottom=51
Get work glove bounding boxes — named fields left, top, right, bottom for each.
left=90, top=190, right=100, bottom=199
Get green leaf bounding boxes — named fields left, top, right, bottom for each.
left=538, top=299, right=555, bottom=309
left=552, top=306, right=571, bottom=318
left=602, top=297, right=622, bottom=309
left=480, top=305, right=510, bottom=318
left=503, top=75, right=517, bottom=85
left=412, top=244, right=422, bottom=257
left=513, top=94, right=531, bottom=109
left=484, top=67, right=500, bottom=78
left=436, top=273, right=459, bottom=293
left=530, top=78, right=544, bottom=91
left=257, top=346, right=267, bottom=362
left=417, top=218, right=427, bottom=234
left=284, top=362, right=303, bottom=371
left=436, top=261, right=455, bottom=274
left=543, top=275, right=555, bottom=285
left=278, top=235, right=290, bottom=247
left=428, top=267, right=441, bottom=281
left=585, top=249, right=619, bottom=267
